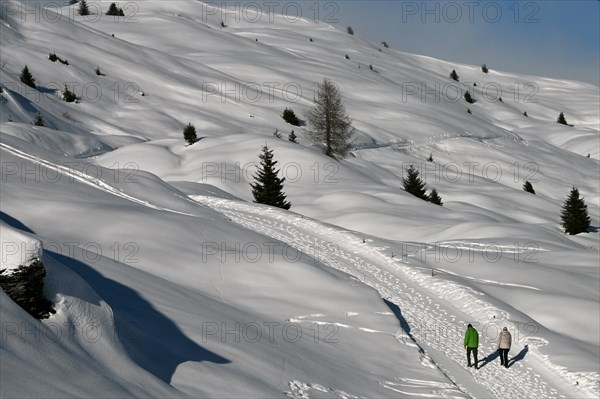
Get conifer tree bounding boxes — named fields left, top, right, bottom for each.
left=282, top=108, right=300, bottom=126
left=183, top=123, right=197, bottom=145
left=78, top=0, right=90, bottom=15
left=427, top=153, right=433, bottom=162
left=305, top=78, right=354, bottom=159
left=106, top=3, right=124, bottom=16
left=62, top=85, right=77, bottom=102
left=557, top=112, right=568, bottom=125
left=20, top=65, right=36, bottom=88
left=288, top=130, right=298, bottom=143
left=481, top=64, right=489, bottom=73
left=251, top=145, right=291, bottom=209
left=523, top=180, right=535, bottom=194
left=402, top=165, right=428, bottom=200
left=560, top=187, right=590, bottom=235
left=49, top=53, right=58, bottom=62
left=428, top=188, right=443, bottom=206
left=347, top=26, right=354, bottom=35
left=32, top=113, right=45, bottom=126
left=273, top=129, right=282, bottom=139
left=450, top=69, right=459, bottom=82
left=464, top=90, right=474, bottom=104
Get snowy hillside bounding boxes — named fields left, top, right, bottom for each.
left=1, top=1, right=599, bottom=398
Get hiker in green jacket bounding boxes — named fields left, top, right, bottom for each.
left=464, top=323, right=479, bottom=369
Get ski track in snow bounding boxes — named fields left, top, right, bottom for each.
left=0, top=142, right=197, bottom=217
left=192, top=195, right=595, bottom=399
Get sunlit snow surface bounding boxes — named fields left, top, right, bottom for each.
left=1, top=1, right=598, bottom=398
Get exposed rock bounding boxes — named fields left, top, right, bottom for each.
left=0, top=259, right=55, bottom=319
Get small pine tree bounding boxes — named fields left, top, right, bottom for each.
left=481, top=64, right=489, bottom=73
left=78, top=0, right=90, bottom=15
left=557, top=112, right=568, bottom=125
left=523, top=180, right=535, bottom=194
left=382, top=41, right=389, bottom=48
left=560, top=187, right=591, bottom=235
left=467, top=108, right=472, bottom=114
left=49, top=53, right=58, bottom=62
left=450, top=69, right=459, bottom=82
left=402, top=165, right=428, bottom=200
left=347, top=26, right=354, bottom=35
left=428, top=188, right=443, bottom=206
left=183, top=123, right=197, bottom=145
left=498, top=97, right=503, bottom=103
left=221, top=21, right=226, bottom=28
left=95, top=67, right=103, bottom=76
left=32, top=113, right=45, bottom=126
left=106, top=3, right=124, bottom=16
left=288, top=130, right=298, bottom=143
left=464, top=90, right=474, bottom=104
left=20, top=65, right=36, bottom=88
left=523, top=111, right=528, bottom=117
left=106, top=2, right=118, bottom=15
left=251, top=145, right=291, bottom=209
left=62, top=85, right=77, bottom=102
left=427, top=153, right=433, bottom=162
left=282, top=108, right=300, bottom=126
left=273, top=129, right=282, bottom=139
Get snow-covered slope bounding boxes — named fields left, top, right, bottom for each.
left=1, top=1, right=599, bottom=398
left=0, top=223, right=41, bottom=274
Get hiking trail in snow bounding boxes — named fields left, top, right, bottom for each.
left=192, top=195, right=593, bottom=399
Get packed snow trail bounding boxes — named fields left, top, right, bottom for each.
left=192, top=195, right=590, bottom=399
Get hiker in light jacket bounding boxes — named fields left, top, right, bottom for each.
left=464, top=323, right=479, bottom=369
left=497, top=326, right=512, bottom=368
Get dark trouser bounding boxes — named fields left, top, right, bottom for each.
left=467, top=347, right=478, bottom=366
left=499, top=349, right=509, bottom=366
